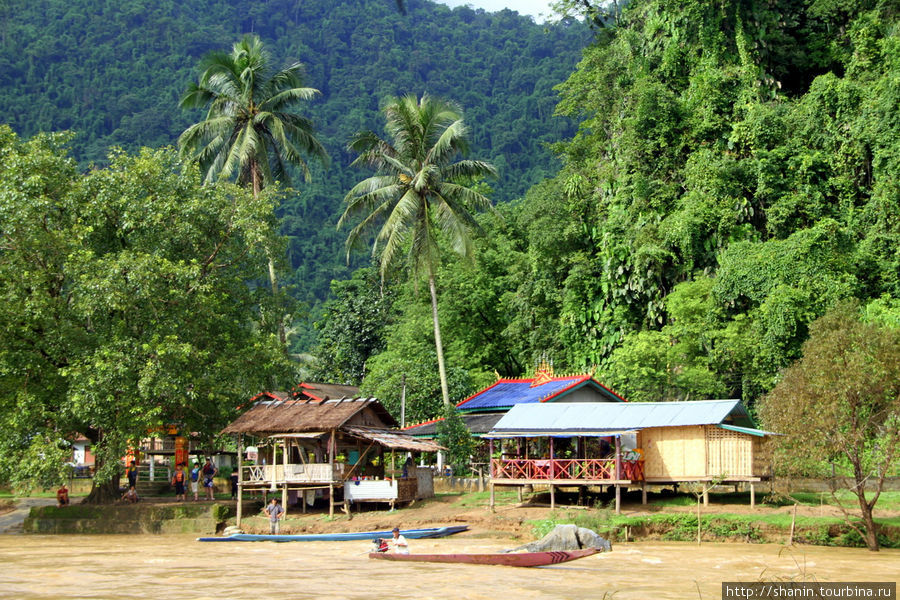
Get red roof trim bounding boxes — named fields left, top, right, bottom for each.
left=537, top=375, right=591, bottom=402
left=402, top=417, right=444, bottom=430
left=238, top=391, right=287, bottom=411
left=596, top=380, right=627, bottom=402
left=455, top=375, right=592, bottom=408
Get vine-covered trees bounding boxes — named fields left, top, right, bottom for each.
left=759, top=303, right=900, bottom=551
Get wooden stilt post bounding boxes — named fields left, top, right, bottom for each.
left=517, top=486, right=523, bottom=502
left=329, top=483, right=334, bottom=518
left=702, top=486, right=709, bottom=507
left=282, top=438, right=289, bottom=515
left=236, top=434, right=243, bottom=528
left=750, top=483, right=756, bottom=509
left=329, top=430, right=335, bottom=518
left=641, top=482, right=647, bottom=505
left=489, top=481, right=495, bottom=512
left=550, top=484, right=555, bottom=509
left=614, top=435, right=622, bottom=480
left=615, top=484, right=621, bottom=514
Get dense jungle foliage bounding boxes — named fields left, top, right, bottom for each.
left=314, top=0, right=900, bottom=423
left=2, top=0, right=899, bottom=429
left=0, top=0, right=589, bottom=347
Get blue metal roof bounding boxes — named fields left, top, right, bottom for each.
left=718, top=424, right=780, bottom=437
left=456, top=376, right=624, bottom=412
left=487, top=400, right=758, bottom=435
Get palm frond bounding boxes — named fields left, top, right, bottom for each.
left=179, top=35, right=325, bottom=192
left=340, top=93, right=494, bottom=278
left=442, top=159, right=498, bottom=182
left=428, top=119, right=468, bottom=165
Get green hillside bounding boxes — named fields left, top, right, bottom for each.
left=310, top=0, right=900, bottom=423
left=0, top=0, right=590, bottom=346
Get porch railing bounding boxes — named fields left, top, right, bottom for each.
left=241, top=463, right=346, bottom=485
left=491, top=458, right=644, bottom=481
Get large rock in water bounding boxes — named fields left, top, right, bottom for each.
left=508, top=524, right=612, bottom=553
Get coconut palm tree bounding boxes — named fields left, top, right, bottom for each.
left=338, top=94, right=497, bottom=407
left=178, top=34, right=328, bottom=345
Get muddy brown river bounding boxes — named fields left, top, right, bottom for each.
left=0, top=535, right=896, bottom=599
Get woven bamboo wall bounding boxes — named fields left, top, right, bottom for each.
left=705, top=426, right=753, bottom=477
left=642, top=426, right=764, bottom=479
left=641, top=426, right=708, bottom=479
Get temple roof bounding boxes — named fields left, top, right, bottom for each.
left=455, top=374, right=625, bottom=413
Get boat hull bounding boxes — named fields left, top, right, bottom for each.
left=197, top=525, right=468, bottom=542
left=368, top=547, right=600, bottom=567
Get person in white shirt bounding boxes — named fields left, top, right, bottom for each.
left=390, top=527, right=409, bottom=554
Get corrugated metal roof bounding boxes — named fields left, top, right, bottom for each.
left=295, top=382, right=361, bottom=402
left=455, top=376, right=624, bottom=412
left=404, top=413, right=505, bottom=438
left=718, top=424, right=780, bottom=437
left=343, top=426, right=445, bottom=452
left=484, top=429, right=639, bottom=438
left=489, top=400, right=756, bottom=434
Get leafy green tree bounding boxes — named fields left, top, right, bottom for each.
left=0, top=127, right=291, bottom=500
left=339, top=94, right=496, bottom=407
left=310, top=267, right=394, bottom=385
left=359, top=287, right=482, bottom=424
left=178, top=34, right=328, bottom=345
left=758, top=302, right=900, bottom=551
left=436, top=405, right=478, bottom=476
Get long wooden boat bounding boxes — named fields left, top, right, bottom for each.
left=368, top=547, right=600, bottom=567
left=197, top=525, right=468, bottom=542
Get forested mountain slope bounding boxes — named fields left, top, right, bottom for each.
left=310, top=0, right=900, bottom=421
left=0, top=0, right=589, bottom=345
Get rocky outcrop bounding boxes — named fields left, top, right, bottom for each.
left=507, top=524, right=612, bottom=553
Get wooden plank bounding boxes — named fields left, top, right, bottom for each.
left=237, top=434, right=243, bottom=528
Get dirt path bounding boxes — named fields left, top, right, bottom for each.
left=0, top=498, right=56, bottom=534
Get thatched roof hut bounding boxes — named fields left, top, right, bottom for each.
left=223, top=396, right=396, bottom=436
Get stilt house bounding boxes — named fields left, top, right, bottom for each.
left=221, top=392, right=442, bottom=524
left=485, top=400, right=775, bottom=511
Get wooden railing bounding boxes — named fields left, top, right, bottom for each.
left=242, top=463, right=346, bottom=485
left=491, top=458, right=644, bottom=481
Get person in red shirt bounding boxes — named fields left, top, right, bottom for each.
left=56, top=484, right=70, bottom=507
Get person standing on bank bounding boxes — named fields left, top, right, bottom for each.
left=202, top=457, right=218, bottom=500
left=126, top=460, right=138, bottom=490
left=172, top=463, right=187, bottom=501
left=190, top=461, right=201, bottom=501
left=264, top=498, right=284, bottom=534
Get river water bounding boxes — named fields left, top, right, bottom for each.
left=1, top=534, right=896, bottom=599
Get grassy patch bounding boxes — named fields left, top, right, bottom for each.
left=782, top=490, right=900, bottom=511
left=645, top=489, right=900, bottom=512
left=525, top=509, right=900, bottom=548
left=453, top=489, right=519, bottom=508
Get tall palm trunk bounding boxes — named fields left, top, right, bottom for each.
left=253, top=162, right=287, bottom=348
left=429, top=274, right=450, bottom=407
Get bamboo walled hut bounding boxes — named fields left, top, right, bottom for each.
left=221, top=391, right=442, bottom=524
left=485, top=400, right=775, bottom=511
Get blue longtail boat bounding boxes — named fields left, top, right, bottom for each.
left=197, top=524, right=468, bottom=542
